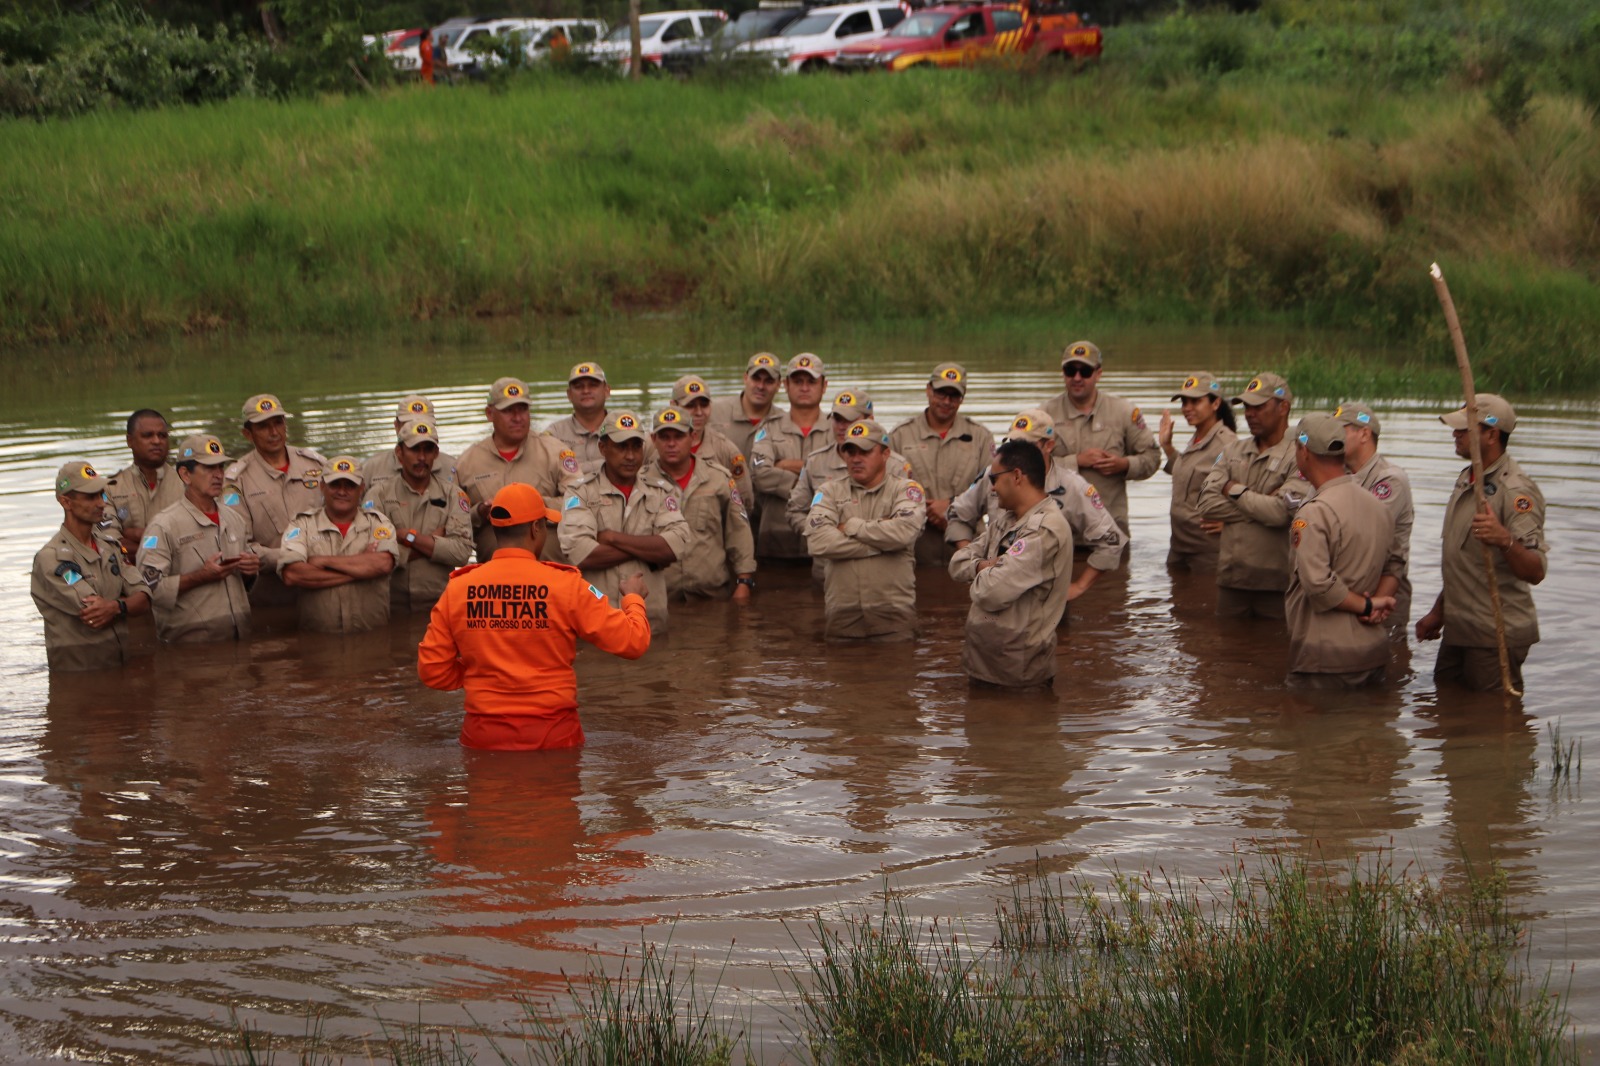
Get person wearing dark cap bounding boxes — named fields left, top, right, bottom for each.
left=362, top=395, right=457, bottom=487
left=558, top=411, right=690, bottom=634
left=1039, top=340, right=1160, bottom=542
left=546, top=362, right=612, bottom=471
left=950, top=440, right=1081, bottom=687
left=1197, top=373, right=1298, bottom=619
left=891, top=363, right=995, bottom=568
left=750, top=353, right=834, bottom=561
left=362, top=419, right=475, bottom=613
left=278, top=456, right=403, bottom=633
left=32, top=461, right=152, bottom=671
left=707, top=352, right=784, bottom=458
left=644, top=406, right=756, bottom=603
left=804, top=419, right=927, bottom=641
left=1415, top=394, right=1547, bottom=691
left=453, top=377, right=574, bottom=563
left=418, top=483, right=652, bottom=752
left=1284, top=414, right=1396, bottom=687
left=1158, top=373, right=1237, bottom=571
left=139, top=434, right=260, bottom=644
left=673, top=374, right=753, bottom=506
left=103, top=409, right=183, bottom=558
left=1334, top=401, right=1413, bottom=633
left=225, top=393, right=326, bottom=607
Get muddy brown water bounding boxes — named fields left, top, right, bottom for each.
left=0, top=325, right=1597, bottom=1061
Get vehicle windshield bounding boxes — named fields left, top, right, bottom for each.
left=889, top=12, right=949, bottom=37
left=712, top=10, right=794, bottom=43
left=604, top=17, right=664, bottom=42
left=782, top=13, right=838, bottom=36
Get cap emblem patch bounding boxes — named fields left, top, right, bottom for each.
left=940, top=368, right=962, bottom=383
left=1184, top=377, right=1199, bottom=390
left=255, top=398, right=276, bottom=413
left=617, top=415, right=636, bottom=430
left=409, top=401, right=427, bottom=413
left=687, top=381, right=704, bottom=394
left=504, top=383, right=523, bottom=398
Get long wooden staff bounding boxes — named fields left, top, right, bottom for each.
left=1429, top=262, right=1519, bottom=701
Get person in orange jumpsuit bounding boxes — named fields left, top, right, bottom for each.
left=418, top=27, right=435, bottom=85
left=417, top=483, right=652, bottom=751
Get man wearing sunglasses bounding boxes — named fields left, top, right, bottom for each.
left=1039, top=341, right=1160, bottom=544
left=950, top=440, right=1084, bottom=688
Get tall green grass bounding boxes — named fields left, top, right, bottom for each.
left=3, top=47, right=1598, bottom=391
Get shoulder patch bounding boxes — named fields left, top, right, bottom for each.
left=587, top=583, right=606, bottom=600
left=664, top=495, right=679, bottom=512
left=1292, top=518, right=1308, bottom=529
left=1085, top=485, right=1104, bottom=510
left=458, top=491, right=472, bottom=512
left=564, top=495, right=582, bottom=511
left=1131, top=406, right=1145, bottom=429
left=753, top=428, right=767, bottom=444
left=906, top=482, right=925, bottom=504
left=222, top=492, right=242, bottom=507
left=141, top=535, right=160, bottom=550
left=285, top=527, right=302, bottom=540
left=361, top=499, right=376, bottom=510
left=1007, top=537, right=1027, bottom=556
left=560, top=449, right=579, bottom=474
left=373, top=525, right=393, bottom=540
left=1372, top=481, right=1393, bottom=501
left=1513, top=494, right=1533, bottom=513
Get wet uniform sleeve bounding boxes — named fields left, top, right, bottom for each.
left=556, top=488, right=600, bottom=566
left=970, top=524, right=1057, bottom=612
left=1500, top=478, right=1548, bottom=554
left=842, top=481, right=927, bottom=552
left=1123, top=406, right=1161, bottom=482
left=948, top=525, right=995, bottom=584
left=417, top=586, right=465, bottom=691
left=654, top=491, right=692, bottom=563
left=749, top=428, right=796, bottom=498
left=722, top=480, right=757, bottom=575
left=1291, top=504, right=1349, bottom=612
left=786, top=462, right=818, bottom=534
left=276, top=518, right=313, bottom=575
left=431, top=484, right=476, bottom=569
left=1062, top=485, right=1127, bottom=570
left=368, top=517, right=404, bottom=566
left=31, top=544, right=91, bottom=618
left=1375, top=474, right=1413, bottom=583
left=571, top=582, right=652, bottom=659
left=1196, top=452, right=1241, bottom=523
left=136, top=518, right=181, bottom=611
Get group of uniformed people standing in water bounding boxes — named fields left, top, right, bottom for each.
left=32, top=340, right=1548, bottom=703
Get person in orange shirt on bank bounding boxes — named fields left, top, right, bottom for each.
left=417, top=483, right=652, bottom=752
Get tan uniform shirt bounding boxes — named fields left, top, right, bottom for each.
left=946, top=458, right=1126, bottom=571
left=891, top=411, right=996, bottom=567
left=103, top=462, right=184, bottom=545
left=786, top=445, right=913, bottom=534
left=224, top=446, right=326, bottom=567
left=1440, top=453, right=1546, bottom=649
left=1285, top=476, right=1393, bottom=675
left=707, top=392, right=782, bottom=460
left=31, top=525, right=150, bottom=671
left=693, top=426, right=753, bottom=508
left=452, top=432, right=572, bottom=561
left=138, top=496, right=254, bottom=643
left=949, top=497, right=1075, bottom=686
left=362, top=470, right=475, bottom=611
left=1165, top=422, right=1236, bottom=568
left=277, top=507, right=404, bottom=633
left=750, top=412, right=835, bottom=559
left=557, top=471, right=692, bottom=633
left=1040, top=390, right=1161, bottom=535
left=644, top=457, right=757, bottom=598
left=545, top=413, right=608, bottom=472
left=1197, top=434, right=1299, bottom=592
left=1351, top=452, right=1414, bottom=624
left=361, top=445, right=457, bottom=489
left=804, top=473, right=926, bottom=640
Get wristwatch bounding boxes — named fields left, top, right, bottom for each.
left=735, top=577, right=755, bottom=590
left=405, top=530, right=417, bottom=544
left=117, top=598, right=128, bottom=617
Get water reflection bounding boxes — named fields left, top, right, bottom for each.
left=0, top=328, right=1595, bottom=1057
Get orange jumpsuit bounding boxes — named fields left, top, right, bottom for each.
left=417, top=547, right=651, bottom=750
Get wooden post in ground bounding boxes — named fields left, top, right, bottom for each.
left=1429, top=262, right=1520, bottom=704
left=630, top=0, right=643, bottom=81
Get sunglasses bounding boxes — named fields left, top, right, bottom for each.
left=1062, top=364, right=1097, bottom=379
left=987, top=467, right=1019, bottom=485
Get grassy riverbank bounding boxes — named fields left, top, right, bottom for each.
left=228, top=853, right=1575, bottom=1063
left=4, top=13, right=1598, bottom=392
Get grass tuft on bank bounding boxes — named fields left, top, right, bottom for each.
left=224, top=851, right=1575, bottom=1064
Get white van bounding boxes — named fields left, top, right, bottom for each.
left=586, top=9, right=730, bottom=74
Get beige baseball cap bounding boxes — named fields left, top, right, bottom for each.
left=929, top=363, right=969, bottom=396
left=1440, top=393, right=1517, bottom=434
left=1061, top=341, right=1102, bottom=369
left=322, top=455, right=365, bottom=484
left=1233, top=373, right=1292, bottom=407
left=397, top=418, right=441, bottom=448
left=55, top=460, right=108, bottom=495
left=396, top=394, right=435, bottom=419
left=652, top=406, right=693, bottom=435
left=242, top=394, right=292, bottom=424
left=568, top=361, right=607, bottom=384
left=175, top=434, right=231, bottom=466
left=1294, top=414, right=1346, bottom=457
left=601, top=410, right=647, bottom=443
left=831, top=388, right=874, bottom=423
left=745, top=352, right=781, bottom=378
left=839, top=418, right=890, bottom=451
left=1172, top=372, right=1225, bottom=400
left=488, top=377, right=531, bottom=410
left=786, top=352, right=826, bottom=379
left=1006, top=409, right=1057, bottom=444
left=1333, top=401, right=1381, bottom=437
left=673, top=374, right=712, bottom=405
